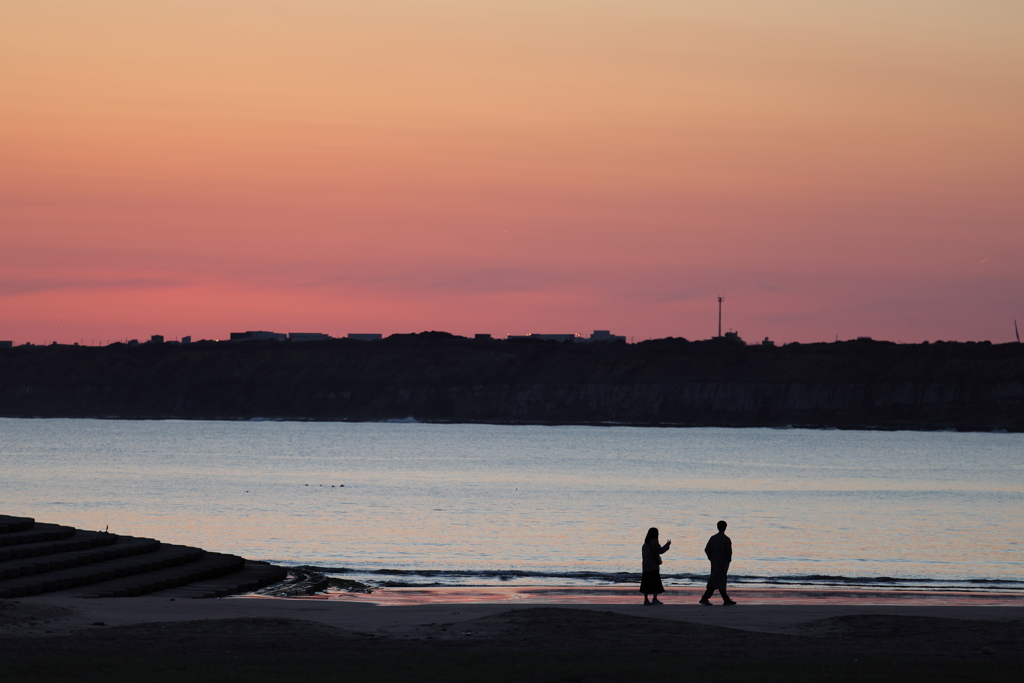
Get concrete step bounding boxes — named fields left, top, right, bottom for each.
left=0, top=523, right=76, bottom=548
left=0, top=516, right=35, bottom=534
left=0, top=516, right=288, bottom=600
left=0, top=530, right=118, bottom=562
left=155, top=560, right=289, bottom=598
left=74, top=551, right=249, bottom=598
left=0, top=541, right=204, bottom=598
left=0, top=535, right=159, bottom=581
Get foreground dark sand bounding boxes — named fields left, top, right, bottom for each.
left=2, top=590, right=1022, bottom=682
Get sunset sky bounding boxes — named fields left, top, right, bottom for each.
left=2, top=1, right=1021, bottom=345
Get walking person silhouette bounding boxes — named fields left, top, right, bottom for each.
left=640, top=527, right=671, bottom=605
left=700, top=520, right=737, bottom=606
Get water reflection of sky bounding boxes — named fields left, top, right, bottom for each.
left=2, top=419, right=1022, bottom=590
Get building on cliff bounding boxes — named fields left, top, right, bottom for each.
left=230, top=331, right=287, bottom=342
left=289, top=333, right=332, bottom=342
left=506, top=331, right=627, bottom=343
left=590, top=330, right=626, bottom=342
left=507, top=333, right=583, bottom=342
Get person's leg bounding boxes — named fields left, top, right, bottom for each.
left=701, top=562, right=721, bottom=603
left=720, top=573, right=736, bottom=605
left=702, top=564, right=728, bottom=603
left=652, top=573, right=664, bottom=604
left=699, top=578, right=714, bottom=604
left=641, top=571, right=654, bottom=604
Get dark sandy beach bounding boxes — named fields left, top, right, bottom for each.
left=2, top=590, right=1022, bottom=682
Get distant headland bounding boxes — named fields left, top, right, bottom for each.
left=1, top=332, right=1022, bottom=432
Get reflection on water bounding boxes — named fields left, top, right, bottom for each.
left=1, top=419, right=1022, bottom=591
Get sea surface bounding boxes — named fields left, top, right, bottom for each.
left=1, top=418, right=1022, bottom=592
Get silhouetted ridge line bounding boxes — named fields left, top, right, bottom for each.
left=1, top=336, right=1022, bottom=431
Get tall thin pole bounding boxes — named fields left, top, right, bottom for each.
left=717, top=296, right=724, bottom=338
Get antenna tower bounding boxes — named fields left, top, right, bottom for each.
left=1016, top=319, right=1020, bottom=343
left=717, top=296, right=724, bottom=338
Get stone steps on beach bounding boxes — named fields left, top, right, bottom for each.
left=0, top=535, right=162, bottom=581
left=71, top=549, right=245, bottom=598
left=158, top=560, right=288, bottom=599
left=0, top=523, right=77, bottom=547
left=0, top=515, right=35, bottom=534
left=0, top=540, right=200, bottom=598
left=0, top=516, right=286, bottom=599
left=0, top=529, right=118, bottom=562
left=79, top=559, right=286, bottom=599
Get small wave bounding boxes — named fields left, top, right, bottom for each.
left=294, top=565, right=1024, bottom=591
left=735, top=573, right=1024, bottom=587
left=300, top=566, right=642, bottom=583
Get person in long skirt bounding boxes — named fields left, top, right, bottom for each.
left=640, top=527, right=671, bottom=605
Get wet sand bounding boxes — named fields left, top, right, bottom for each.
left=2, top=587, right=1022, bottom=654
left=318, top=584, right=1024, bottom=607
left=2, top=589, right=1023, bottom=682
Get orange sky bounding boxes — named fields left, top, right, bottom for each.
left=2, top=1, right=1022, bottom=344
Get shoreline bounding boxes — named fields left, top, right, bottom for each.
left=308, top=585, right=1024, bottom=607
left=4, top=415, right=1024, bottom=434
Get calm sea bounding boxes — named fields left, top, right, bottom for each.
left=1, top=418, right=1021, bottom=592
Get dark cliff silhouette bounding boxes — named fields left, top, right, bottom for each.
left=0, top=333, right=1022, bottom=431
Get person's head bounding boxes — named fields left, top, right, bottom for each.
left=717, top=520, right=727, bottom=532
left=645, top=527, right=659, bottom=543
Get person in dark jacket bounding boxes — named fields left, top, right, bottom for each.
left=640, top=527, right=671, bottom=605
left=700, top=520, right=736, bottom=605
